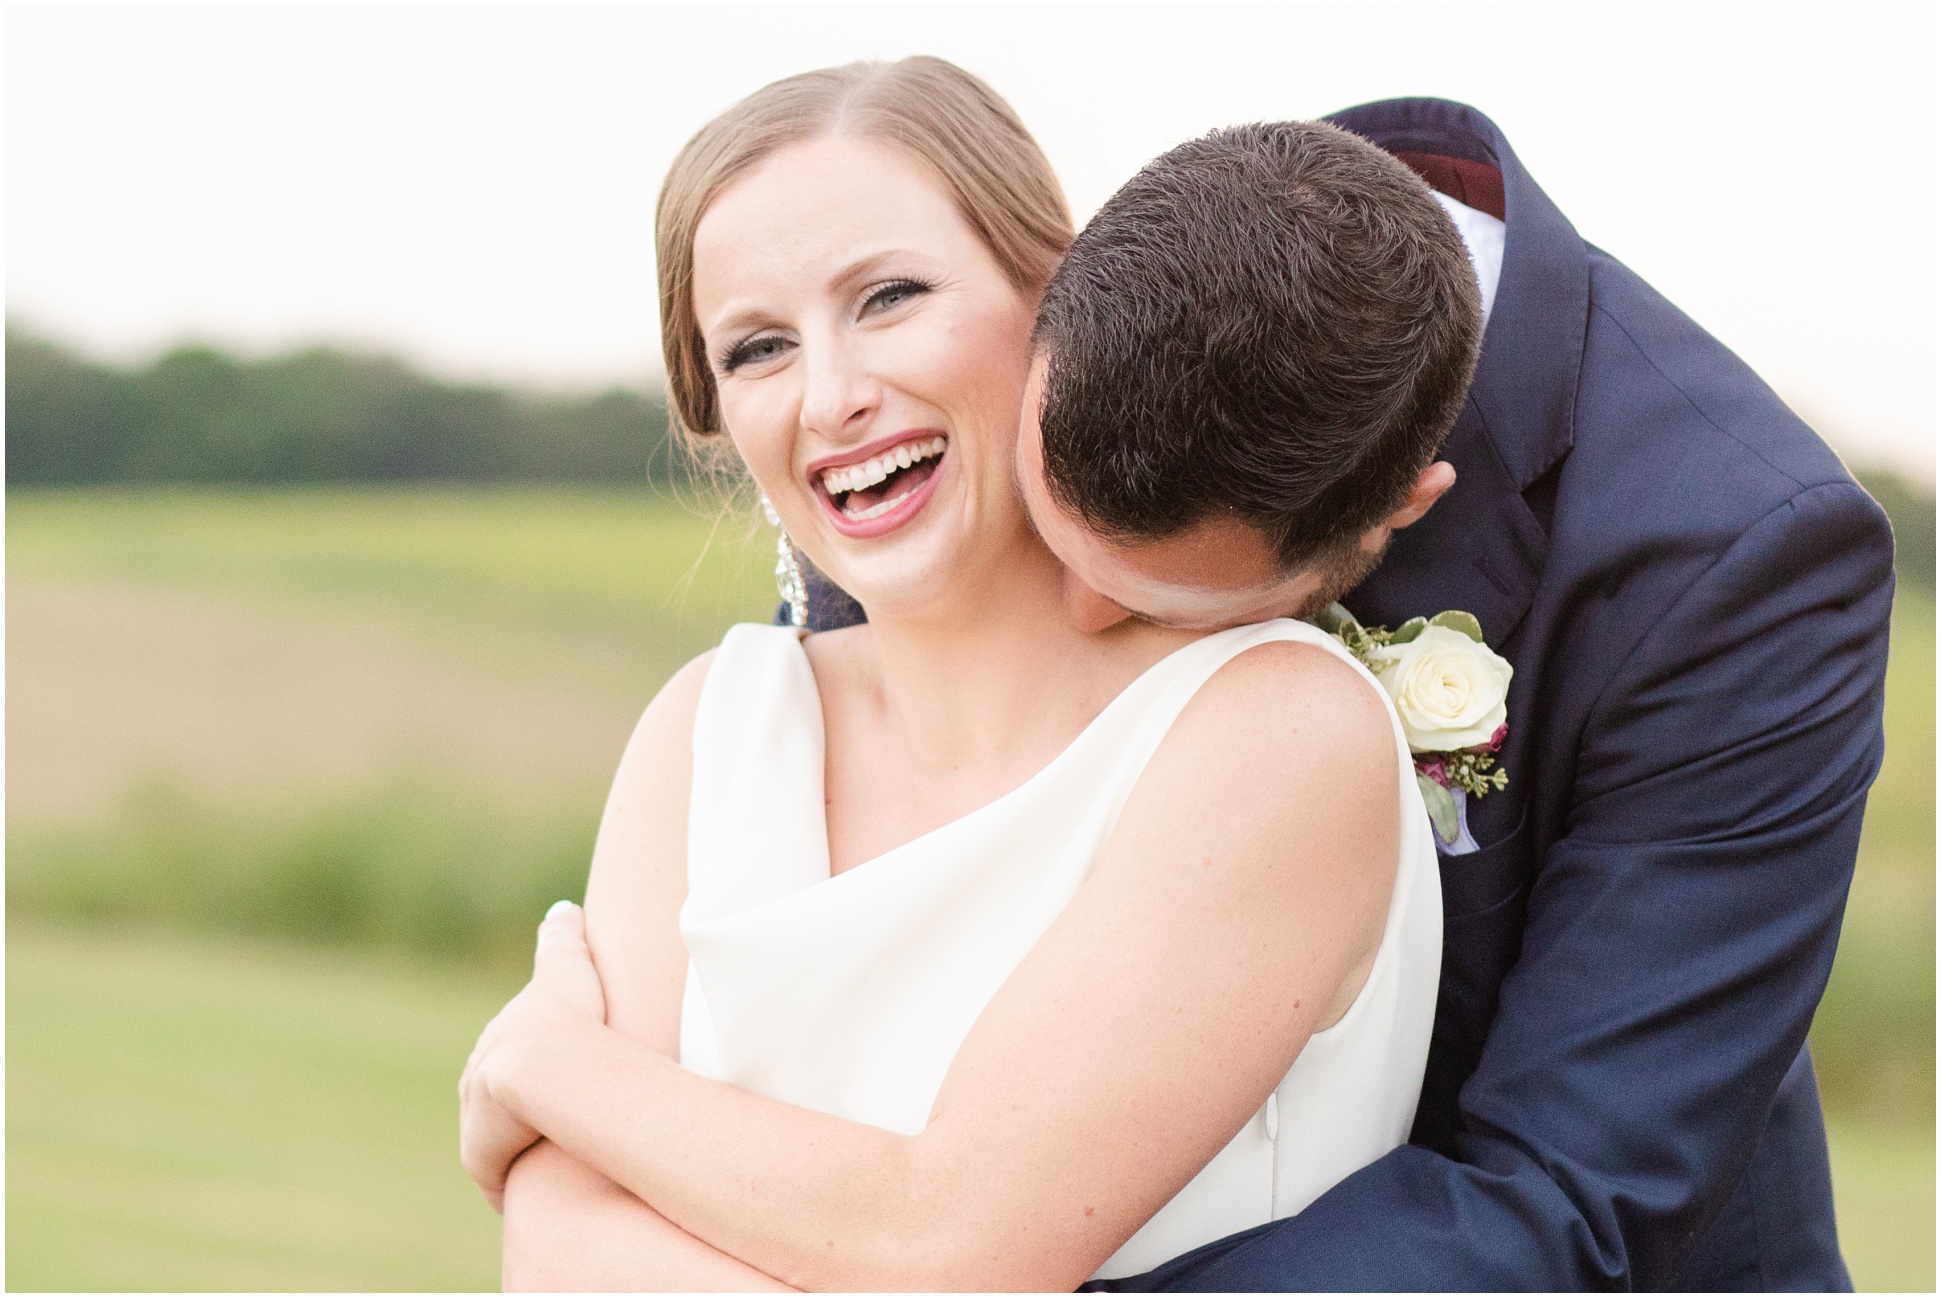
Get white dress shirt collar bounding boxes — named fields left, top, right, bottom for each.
left=1431, top=190, right=1505, bottom=329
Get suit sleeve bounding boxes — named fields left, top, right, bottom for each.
left=1103, top=479, right=1895, bottom=1290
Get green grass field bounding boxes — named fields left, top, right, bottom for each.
left=6, top=485, right=774, bottom=646
left=6, top=922, right=520, bottom=1292
left=10, top=920, right=1931, bottom=1292
left=1811, top=585, right=1936, bottom=1130
left=7, top=488, right=776, bottom=967
left=6, top=488, right=1932, bottom=1290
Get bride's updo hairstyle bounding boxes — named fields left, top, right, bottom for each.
left=657, top=56, right=1073, bottom=444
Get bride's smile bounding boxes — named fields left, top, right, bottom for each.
left=809, top=430, right=948, bottom=535
left=692, top=133, right=1040, bottom=615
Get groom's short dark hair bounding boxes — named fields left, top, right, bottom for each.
left=1032, top=120, right=1483, bottom=574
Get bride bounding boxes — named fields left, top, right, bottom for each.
left=460, top=56, right=1439, bottom=1291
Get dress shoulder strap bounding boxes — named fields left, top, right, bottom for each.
left=687, top=624, right=829, bottom=913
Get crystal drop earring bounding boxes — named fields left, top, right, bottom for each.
left=762, top=496, right=808, bottom=628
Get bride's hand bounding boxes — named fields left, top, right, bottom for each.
left=459, top=900, right=610, bottom=1212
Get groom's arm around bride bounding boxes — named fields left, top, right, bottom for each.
left=1067, top=99, right=1893, bottom=1292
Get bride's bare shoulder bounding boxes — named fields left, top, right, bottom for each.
left=592, top=646, right=721, bottom=868
left=1199, top=636, right=1391, bottom=743
left=1140, top=635, right=1398, bottom=839
left=594, top=648, right=718, bottom=841
left=582, top=645, right=720, bottom=1048
left=628, top=646, right=719, bottom=754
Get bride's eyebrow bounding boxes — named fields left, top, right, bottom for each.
left=699, top=301, right=785, bottom=345
left=825, top=248, right=941, bottom=295
left=700, top=250, right=941, bottom=340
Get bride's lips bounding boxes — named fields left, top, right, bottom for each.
left=808, top=430, right=949, bottom=539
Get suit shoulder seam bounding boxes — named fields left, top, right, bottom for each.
left=1585, top=297, right=1814, bottom=496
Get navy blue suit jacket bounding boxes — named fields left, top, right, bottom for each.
left=804, top=98, right=1895, bottom=1290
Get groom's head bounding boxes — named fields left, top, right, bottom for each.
left=1019, top=120, right=1482, bottom=631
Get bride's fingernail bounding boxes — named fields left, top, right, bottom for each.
left=545, top=899, right=577, bottom=921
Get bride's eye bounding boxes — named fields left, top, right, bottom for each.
left=719, top=334, right=791, bottom=375
left=862, top=278, right=933, bottom=315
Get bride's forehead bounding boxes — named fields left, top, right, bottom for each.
left=695, top=138, right=970, bottom=263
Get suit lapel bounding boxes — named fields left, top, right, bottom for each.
left=1328, top=97, right=1591, bottom=655
left=1345, top=395, right=1545, bottom=652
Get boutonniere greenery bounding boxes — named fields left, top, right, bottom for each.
left=1318, top=604, right=1512, bottom=850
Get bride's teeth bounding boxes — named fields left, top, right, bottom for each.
left=820, top=438, right=947, bottom=502
left=843, top=485, right=917, bottom=520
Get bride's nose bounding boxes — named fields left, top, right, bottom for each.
left=798, top=337, right=881, bottom=440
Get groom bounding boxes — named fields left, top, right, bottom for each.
left=804, top=100, right=1894, bottom=1289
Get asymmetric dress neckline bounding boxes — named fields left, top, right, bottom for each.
left=795, top=626, right=1256, bottom=879
left=677, top=618, right=1442, bottom=1279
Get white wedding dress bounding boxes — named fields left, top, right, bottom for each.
left=678, top=618, right=1441, bottom=1281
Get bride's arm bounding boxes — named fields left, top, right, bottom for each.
left=477, top=641, right=1402, bottom=1292
left=488, top=652, right=790, bottom=1291
left=502, top=1141, right=793, bottom=1291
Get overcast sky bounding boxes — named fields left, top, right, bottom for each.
left=7, top=3, right=1935, bottom=477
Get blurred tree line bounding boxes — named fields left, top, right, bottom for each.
left=5, top=325, right=687, bottom=487
left=5, top=324, right=1932, bottom=589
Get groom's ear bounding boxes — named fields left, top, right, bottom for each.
left=1359, top=461, right=1456, bottom=551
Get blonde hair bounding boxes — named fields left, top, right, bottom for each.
left=656, top=56, right=1073, bottom=442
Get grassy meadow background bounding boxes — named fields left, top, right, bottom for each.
left=7, top=487, right=778, bottom=1291
left=5, top=339, right=1934, bottom=1289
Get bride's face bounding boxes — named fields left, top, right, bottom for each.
left=692, top=135, right=1040, bottom=617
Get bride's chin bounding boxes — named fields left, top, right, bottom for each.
left=825, top=565, right=956, bottom=621
left=807, top=497, right=1043, bottom=623
left=810, top=536, right=973, bottom=621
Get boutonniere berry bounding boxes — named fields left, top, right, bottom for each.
left=1319, top=604, right=1512, bottom=850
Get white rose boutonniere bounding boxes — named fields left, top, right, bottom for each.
left=1369, top=624, right=1512, bottom=752
left=1318, top=604, right=1513, bottom=851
